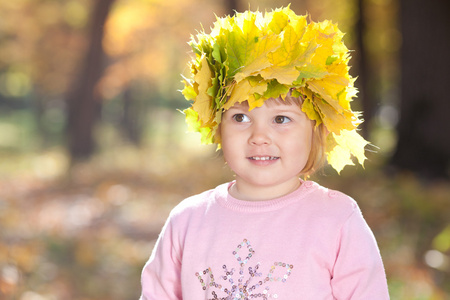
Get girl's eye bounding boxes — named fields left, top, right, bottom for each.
left=274, top=116, right=291, bottom=124
left=233, top=114, right=250, bottom=123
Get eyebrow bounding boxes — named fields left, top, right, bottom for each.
left=224, top=102, right=303, bottom=115
left=269, top=106, right=303, bottom=115
left=225, top=104, right=250, bottom=111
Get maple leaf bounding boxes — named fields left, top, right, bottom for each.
left=268, top=7, right=290, bottom=34
left=192, top=55, right=214, bottom=126
left=263, top=79, right=289, bottom=100
left=326, top=130, right=369, bottom=173
left=267, top=24, right=304, bottom=67
left=224, top=77, right=268, bottom=111
left=181, top=77, right=197, bottom=101
left=225, top=10, right=264, bottom=77
left=259, top=26, right=317, bottom=85
left=295, top=63, right=329, bottom=83
left=326, top=136, right=354, bottom=174
left=184, top=108, right=215, bottom=144
left=307, top=76, right=350, bottom=114
left=333, top=129, right=369, bottom=166
left=299, top=88, right=323, bottom=126
left=305, top=21, right=347, bottom=68
left=314, top=96, right=356, bottom=133
left=232, top=34, right=281, bottom=84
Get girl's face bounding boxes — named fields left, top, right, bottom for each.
left=220, top=99, right=313, bottom=201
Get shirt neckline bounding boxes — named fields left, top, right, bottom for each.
left=216, top=180, right=316, bottom=213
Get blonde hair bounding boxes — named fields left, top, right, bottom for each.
left=301, top=123, right=327, bottom=177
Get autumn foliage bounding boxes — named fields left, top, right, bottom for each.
left=0, top=0, right=449, bottom=299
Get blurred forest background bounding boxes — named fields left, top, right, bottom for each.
left=0, top=0, right=449, bottom=299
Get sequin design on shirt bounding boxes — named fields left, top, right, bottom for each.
left=195, top=238, right=293, bottom=299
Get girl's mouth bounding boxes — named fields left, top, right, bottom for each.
left=248, top=156, right=280, bottom=161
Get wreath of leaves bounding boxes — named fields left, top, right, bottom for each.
left=181, top=6, right=369, bottom=173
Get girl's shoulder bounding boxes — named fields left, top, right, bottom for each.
left=304, top=180, right=359, bottom=215
left=168, top=182, right=229, bottom=218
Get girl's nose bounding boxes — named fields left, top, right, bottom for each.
left=249, top=124, right=271, bottom=145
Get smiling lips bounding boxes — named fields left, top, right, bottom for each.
left=248, top=156, right=280, bottom=161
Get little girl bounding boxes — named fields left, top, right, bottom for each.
left=140, top=6, right=389, bottom=299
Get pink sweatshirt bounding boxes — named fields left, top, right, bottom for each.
left=140, top=180, right=389, bottom=299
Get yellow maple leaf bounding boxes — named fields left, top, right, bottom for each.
left=226, top=11, right=264, bottom=75
left=181, top=77, right=197, bottom=101
left=184, top=108, right=215, bottom=144
left=326, top=130, right=369, bottom=173
left=224, top=78, right=268, bottom=110
left=259, top=26, right=317, bottom=84
left=313, top=96, right=355, bottom=133
left=268, top=7, right=289, bottom=34
left=268, top=6, right=308, bottom=35
left=307, top=76, right=350, bottom=113
left=303, top=21, right=347, bottom=77
left=333, top=129, right=369, bottom=166
left=267, top=24, right=302, bottom=67
left=259, top=66, right=303, bottom=85
left=233, top=34, right=281, bottom=83
left=327, top=143, right=354, bottom=174
left=192, top=55, right=214, bottom=125
left=300, top=89, right=323, bottom=126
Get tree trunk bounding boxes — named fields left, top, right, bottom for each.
left=391, top=0, right=450, bottom=179
left=66, top=0, right=115, bottom=161
left=224, top=0, right=239, bottom=15
left=121, top=87, right=142, bottom=145
left=355, top=0, right=372, bottom=137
